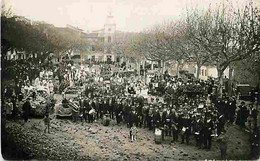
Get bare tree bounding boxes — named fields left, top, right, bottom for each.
left=186, top=2, right=260, bottom=96
left=134, top=25, right=176, bottom=74
left=181, top=16, right=212, bottom=79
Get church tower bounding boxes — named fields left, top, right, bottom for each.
left=104, top=10, right=116, bottom=44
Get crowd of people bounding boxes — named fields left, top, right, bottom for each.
left=60, top=71, right=258, bottom=157
left=2, top=62, right=259, bottom=159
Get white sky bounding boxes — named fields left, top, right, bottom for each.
left=3, top=0, right=258, bottom=32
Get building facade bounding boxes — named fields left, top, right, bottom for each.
left=85, top=12, right=117, bottom=63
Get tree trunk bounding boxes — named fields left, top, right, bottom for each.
left=162, top=61, right=165, bottom=74
left=228, top=65, right=234, bottom=96
left=196, top=64, right=201, bottom=79
left=218, top=69, right=224, bottom=98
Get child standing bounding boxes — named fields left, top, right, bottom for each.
left=130, top=124, right=138, bottom=141
left=217, top=131, right=229, bottom=159
left=43, top=114, right=51, bottom=133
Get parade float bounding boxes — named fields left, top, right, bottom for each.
left=56, top=99, right=80, bottom=117
left=21, top=86, right=55, bottom=117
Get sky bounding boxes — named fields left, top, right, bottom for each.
left=3, top=0, right=258, bottom=32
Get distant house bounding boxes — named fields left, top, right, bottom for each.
left=194, top=64, right=230, bottom=80
left=166, top=60, right=230, bottom=80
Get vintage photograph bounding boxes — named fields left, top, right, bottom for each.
left=1, top=0, right=260, bottom=160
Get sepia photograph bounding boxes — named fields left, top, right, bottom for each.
left=1, top=0, right=260, bottom=160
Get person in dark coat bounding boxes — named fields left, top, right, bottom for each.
left=100, top=98, right=106, bottom=119
left=171, top=121, right=178, bottom=142
left=108, top=97, right=114, bottom=119
left=239, top=102, right=248, bottom=130
left=124, top=101, right=131, bottom=127
left=204, top=117, right=213, bottom=150
left=180, top=115, right=191, bottom=145
left=223, top=98, right=229, bottom=122
left=251, top=105, right=258, bottom=129
left=22, top=98, right=31, bottom=122
left=248, top=104, right=257, bottom=131
left=11, top=96, right=17, bottom=119
left=250, top=126, right=260, bottom=159
left=198, top=120, right=204, bottom=149
left=194, top=117, right=202, bottom=147
left=115, top=99, right=123, bottom=124
left=136, top=102, right=143, bottom=127
left=128, top=110, right=135, bottom=128
left=217, top=114, right=225, bottom=135
left=229, top=97, right=236, bottom=123
left=97, top=98, right=102, bottom=119
left=153, top=108, right=161, bottom=130
left=82, top=99, right=88, bottom=122
left=86, top=99, right=92, bottom=123
left=164, top=107, right=172, bottom=136
left=143, top=104, right=149, bottom=128
left=185, top=116, right=193, bottom=145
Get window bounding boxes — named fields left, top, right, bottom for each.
left=108, top=28, right=111, bottom=32
left=201, top=69, right=204, bottom=76
left=108, top=36, right=111, bottom=43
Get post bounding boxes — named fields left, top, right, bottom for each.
left=176, top=60, right=180, bottom=77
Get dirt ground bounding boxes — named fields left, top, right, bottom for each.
left=3, top=118, right=252, bottom=160
left=2, top=94, right=255, bottom=160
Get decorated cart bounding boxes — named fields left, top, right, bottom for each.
left=56, top=99, right=80, bottom=117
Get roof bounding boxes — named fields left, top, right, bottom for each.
left=66, top=24, right=84, bottom=32
left=92, top=29, right=104, bottom=33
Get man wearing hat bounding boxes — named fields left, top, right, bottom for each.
left=162, top=104, right=171, bottom=136
left=204, top=116, right=213, bottom=150
left=115, top=98, right=123, bottom=124
left=108, top=96, right=114, bottom=119
left=239, top=101, right=248, bottom=129
left=228, top=96, right=237, bottom=124
left=193, top=115, right=202, bottom=147
left=143, top=103, right=149, bottom=128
